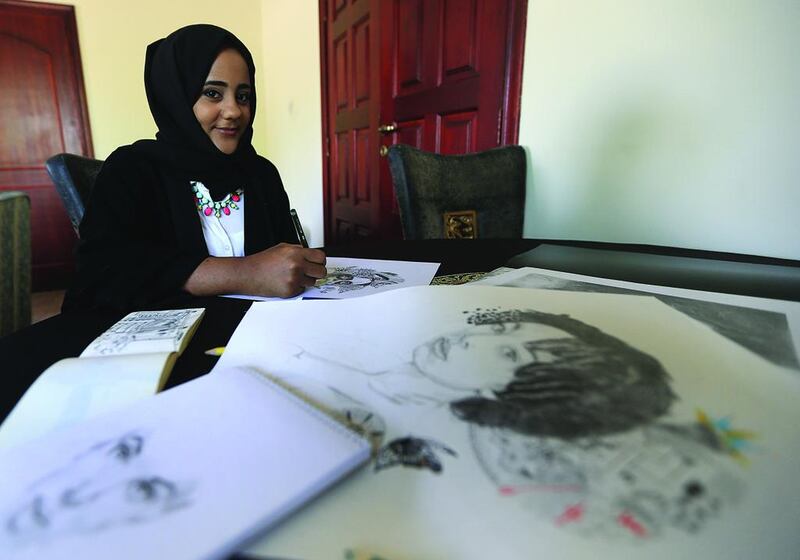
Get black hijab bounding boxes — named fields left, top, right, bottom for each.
left=133, top=24, right=258, bottom=199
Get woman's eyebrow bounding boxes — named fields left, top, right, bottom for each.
left=203, top=80, right=227, bottom=87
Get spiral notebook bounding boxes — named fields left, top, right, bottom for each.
left=0, top=366, right=371, bottom=560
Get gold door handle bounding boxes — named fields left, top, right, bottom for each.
left=379, top=145, right=389, bottom=157
left=377, top=123, right=398, bottom=134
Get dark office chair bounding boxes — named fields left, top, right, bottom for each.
left=0, top=191, right=31, bottom=337
left=45, top=153, right=104, bottom=237
left=386, top=144, right=526, bottom=240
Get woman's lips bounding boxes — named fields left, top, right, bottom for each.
left=215, top=127, right=239, bottom=137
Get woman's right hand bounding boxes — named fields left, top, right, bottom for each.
left=183, top=243, right=327, bottom=298
left=239, top=243, right=327, bottom=297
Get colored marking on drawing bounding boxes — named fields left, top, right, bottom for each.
left=696, top=408, right=756, bottom=466
left=618, top=512, right=647, bottom=537
left=499, top=484, right=582, bottom=496
left=555, top=503, right=585, bottom=526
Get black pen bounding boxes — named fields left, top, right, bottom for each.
left=289, top=208, right=309, bottom=248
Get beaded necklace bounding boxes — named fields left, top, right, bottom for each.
left=191, top=182, right=243, bottom=218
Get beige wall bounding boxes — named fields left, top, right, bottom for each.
left=259, top=1, right=323, bottom=247
left=47, top=0, right=800, bottom=258
left=518, top=0, right=800, bottom=260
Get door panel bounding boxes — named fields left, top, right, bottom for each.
left=321, top=0, right=526, bottom=243
left=0, top=1, right=92, bottom=290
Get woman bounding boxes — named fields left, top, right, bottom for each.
left=63, top=24, right=325, bottom=311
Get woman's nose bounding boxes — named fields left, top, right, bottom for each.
left=221, top=95, right=242, bottom=119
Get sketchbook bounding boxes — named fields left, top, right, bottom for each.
left=0, top=365, right=371, bottom=560
left=0, top=308, right=204, bottom=450
left=214, top=286, right=800, bottom=559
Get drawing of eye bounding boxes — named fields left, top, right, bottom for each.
left=108, top=435, right=144, bottom=463
left=126, top=478, right=175, bottom=503
left=490, top=323, right=507, bottom=334
left=499, top=345, right=518, bottom=362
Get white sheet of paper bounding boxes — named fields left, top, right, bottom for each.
left=302, top=257, right=440, bottom=299
left=471, top=266, right=800, bottom=374
left=214, top=286, right=800, bottom=559
left=0, top=366, right=370, bottom=560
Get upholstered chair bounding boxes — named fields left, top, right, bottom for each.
left=386, top=144, right=526, bottom=240
left=0, top=191, right=31, bottom=337
left=45, top=153, right=104, bottom=237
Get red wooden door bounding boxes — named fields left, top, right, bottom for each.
left=321, top=0, right=526, bottom=243
left=0, top=1, right=93, bottom=290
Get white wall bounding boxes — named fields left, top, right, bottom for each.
left=259, top=1, right=324, bottom=248
left=518, top=0, right=800, bottom=260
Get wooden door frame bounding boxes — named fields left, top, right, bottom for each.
left=318, top=0, right=528, bottom=243
left=1, top=0, right=94, bottom=160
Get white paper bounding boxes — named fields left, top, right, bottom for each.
left=471, top=266, right=800, bottom=374
left=302, top=257, right=440, bottom=299
left=214, top=286, right=800, bottom=559
left=0, top=367, right=370, bottom=560
left=81, top=308, right=204, bottom=356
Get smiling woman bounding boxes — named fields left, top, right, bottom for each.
left=63, top=24, right=327, bottom=311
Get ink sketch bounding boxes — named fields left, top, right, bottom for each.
left=82, top=308, right=205, bottom=356
left=302, top=257, right=440, bottom=299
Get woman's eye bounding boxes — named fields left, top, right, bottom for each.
left=202, top=89, right=221, bottom=100
left=236, top=91, right=251, bottom=104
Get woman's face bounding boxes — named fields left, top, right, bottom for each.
left=192, top=48, right=252, bottom=154
left=412, top=322, right=573, bottom=392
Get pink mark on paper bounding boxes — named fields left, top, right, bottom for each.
left=555, top=503, right=585, bottom=526
left=618, top=511, right=648, bottom=537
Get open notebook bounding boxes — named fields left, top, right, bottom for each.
left=0, top=366, right=371, bottom=560
left=0, top=309, right=204, bottom=450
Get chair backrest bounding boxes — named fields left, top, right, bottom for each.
left=45, top=153, right=104, bottom=237
left=0, top=191, right=31, bottom=337
left=386, top=144, right=526, bottom=240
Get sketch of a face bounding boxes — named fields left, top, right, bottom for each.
left=413, top=322, right=571, bottom=392
left=4, top=432, right=193, bottom=543
left=415, top=309, right=675, bottom=439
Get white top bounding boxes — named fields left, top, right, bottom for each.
left=191, top=181, right=245, bottom=257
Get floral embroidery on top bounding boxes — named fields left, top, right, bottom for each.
left=191, top=181, right=243, bottom=218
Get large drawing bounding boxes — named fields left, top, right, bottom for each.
left=220, top=287, right=800, bottom=558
